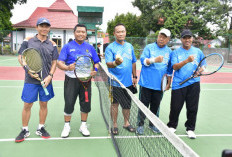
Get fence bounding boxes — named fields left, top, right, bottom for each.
left=1, top=30, right=232, bottom=63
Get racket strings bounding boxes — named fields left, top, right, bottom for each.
left=75, top=56, right=93, bottom=81
left=204, top=55, right=223, bottom=74
left=23, top=49, right=43, bottom=73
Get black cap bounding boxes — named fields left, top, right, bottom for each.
left=97, top=43, right=102, bottom=45
left=181, top=29, right=193, bottom=38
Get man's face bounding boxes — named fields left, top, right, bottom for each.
left=74, top=27, right=87, bottom=42
left=114, top=25, right=126, bottom=42
left=36, top=24, right=50, bottom=36
left=181, top=36, right=193, bottom=48
left=157, top=33, right=170, bottom=48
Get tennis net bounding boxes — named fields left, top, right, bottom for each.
left=94, top=63, right=199, bottom=157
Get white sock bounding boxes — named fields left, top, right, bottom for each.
left=65, top=122, right=70, bottom=127
left=81, top=121, right=87, bottom=126
left=22, top=126, right=29, bottom=131
left=38, top=124, right=44, bottom=129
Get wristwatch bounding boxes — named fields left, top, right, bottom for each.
left=49, top=73, right=53, bottom=78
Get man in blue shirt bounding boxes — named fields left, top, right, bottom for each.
left=136, top=28, right=173, bottom=135
left=167, top=29, right=205, bottom=139
left=105, top=23, right=137, bottom=135
left=57, top=24, right=100, bottom=137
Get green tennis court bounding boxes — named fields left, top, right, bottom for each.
left=0, top=55, right=232, bottom=157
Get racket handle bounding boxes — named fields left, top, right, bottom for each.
left=179, top=77, right=192, bottom=85
left=85, top=90, right=89, bottom=102
left=43, top=87, right=49, bottom=96
left=41, top=81, right=49, bottom=96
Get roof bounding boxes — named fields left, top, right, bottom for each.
left=13, top=0, right=77, bottom=29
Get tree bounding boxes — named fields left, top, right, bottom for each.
left=132, top=0, right=230, bottom=39
left=0, top=0, right=27, bottom=42
left=107, top=12, right=149, bottom=37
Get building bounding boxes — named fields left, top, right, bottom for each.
left=12, top=0, right=103, bottom=52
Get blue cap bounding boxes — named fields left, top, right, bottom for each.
left=36, top=17, right=51, bottom=26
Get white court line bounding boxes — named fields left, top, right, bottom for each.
left=1, top=134, right=232, bottom=142
left=0, top=136, right=111, bottom=142
left=0, top=58, right=17, bottom=62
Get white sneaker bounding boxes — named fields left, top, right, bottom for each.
left=61, top=125, right=71, bottom=138
left=186, top=130, right=196, bottom=139
left=169, top=127, right=176, bottom=133
left=79, top=123, right=90, bottom=136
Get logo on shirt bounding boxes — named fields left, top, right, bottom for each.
left=70, top=49, right=75, bottom=52
left=86, top=49, right=89, bottom=53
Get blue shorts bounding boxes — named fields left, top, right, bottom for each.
left=21, top=83, right=55, bottom=103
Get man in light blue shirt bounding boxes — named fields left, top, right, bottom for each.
left=105, top=23, right=137, bottom=135
left=167, top=29, right=205, bottom=139
left=137, top=28, right=173, bottom=135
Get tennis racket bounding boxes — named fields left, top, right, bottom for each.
left=179, top=53, right=224, bottom=85
left=161, top=74, right=168, bottom=92
left=74, top=55, right=95, bottom=102
left=21, top=48, right=49, bottom=95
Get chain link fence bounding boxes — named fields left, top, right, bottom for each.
left=1, top=30, right=232, bottom=63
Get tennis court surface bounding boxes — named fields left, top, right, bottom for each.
left=0, top=55, right=232, bottom=157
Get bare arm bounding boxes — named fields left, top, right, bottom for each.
left=43, top=60, right=57, bottom=87
left=173, top=55, right=194, bottom=70
left=57, top=60, right=76, bottom=71
left=132, top=62, right=137, bottom=86
left=145, top=56, right=163, bottom=65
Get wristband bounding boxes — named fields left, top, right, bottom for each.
left=95, top=67, right=98, bottom=72
left=113, top=61, right=117, bottom=67
left=149, top=57, right=156, bottom=64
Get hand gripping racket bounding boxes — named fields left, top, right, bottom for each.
left=21, top=48, right=49, bottom=95
left=74, top=55, right=95, bottom=102
left=161, top=74, right=168, bottom=92
left=179, top=53, right=224, bottom=85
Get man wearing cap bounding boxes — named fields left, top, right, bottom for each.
left=15, top=17, right=59, bottom=142
left=136, top=28, right=173, bottom=135
left=167, top=29, right=205, bottom=139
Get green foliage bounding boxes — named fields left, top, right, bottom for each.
left=132, top=0, right=230, bottom=39
left=107, top=12, right=149, bottom=37
left=0, top=0, right=27, bottom=41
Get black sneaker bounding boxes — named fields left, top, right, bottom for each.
left=35, top=127, right=50, bottom=139
left=15, top=129, right=30, bottom=143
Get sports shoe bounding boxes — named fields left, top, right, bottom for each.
left=36, top=127, right=50, bottom=139
left=79, top=123, right=90, bottom=136
left=136, top=126, right=144, bottom=135
left=61, top=125, right=71, bottom=138
left=186, top=130, right=196, bottom=139
left=149, top=125, right=160, bottom=133
left=169, top=127, right=176, bottom=133
left=15, top=129, right=30, bottom=143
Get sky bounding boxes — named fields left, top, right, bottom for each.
left=11, top=0, right=141, bottom=32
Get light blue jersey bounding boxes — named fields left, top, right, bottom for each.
left=105, top=41, right=137, bottom=87
left=171, top=46, right=205, bottom=90
left=138, top=42, right=172, bottom=90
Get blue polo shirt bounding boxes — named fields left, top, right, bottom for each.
left=171, top=46, right=205, bottom=90
left=138, top=42, right=172, bottom=90
left=58, top=40, right=100, bottom=78
left=105, top=41, right=137, bottom=87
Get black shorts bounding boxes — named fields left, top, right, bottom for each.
left=112, top=86, right=134, bottom=109
left=64, top=75, right=92, bottom=114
